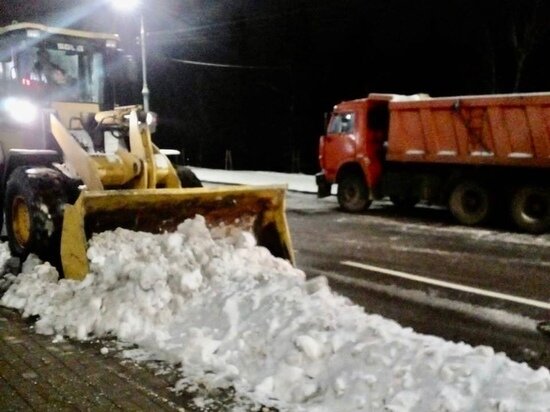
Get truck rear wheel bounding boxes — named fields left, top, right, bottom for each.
left=510, top=186, right=550, bottom=234
left=449, top=180, right=492, bottom=226
left=337, top=174, right=371, bottom=212
left=5, top=167, right=70, bottom=265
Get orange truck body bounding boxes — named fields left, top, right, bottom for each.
left=316, top=92, right=550, bottom=233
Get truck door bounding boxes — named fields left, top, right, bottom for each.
left=321, top=111, right=357, bottom=177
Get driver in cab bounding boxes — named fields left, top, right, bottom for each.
left=33, top=48, right=68, bottom=86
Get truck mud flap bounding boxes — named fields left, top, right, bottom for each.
left=61, top=185, right=293, bottom=280
left=315, top=172, right=332, bottom=198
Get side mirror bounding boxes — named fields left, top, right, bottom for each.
left=323, top=112, right=330, bottom=131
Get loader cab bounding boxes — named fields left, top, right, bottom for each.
left=0, top=22, right=121, bottom=153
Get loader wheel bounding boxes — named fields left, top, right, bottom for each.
left=337, top=174, right=371, bottom=212
left=510, top=186, right=550, bottom=234
left=449, top=180, right=492, bottom=226
left=177, top=166, right=203, bottom=188
left=5, top=167, right=70, bottom=264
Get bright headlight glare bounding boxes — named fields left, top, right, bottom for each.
left=146, top=111, right=158, bottom=133
left=26, top=29, right=41, bottom=38
left=4, top=98, right=38, bottom=123
left=112, top=0, right=140, bottom=12
left=146, top=111, right=157, bottom=126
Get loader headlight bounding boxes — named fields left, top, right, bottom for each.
left=3, top=97, right=38, bottom=124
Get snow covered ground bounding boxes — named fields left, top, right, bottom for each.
left=188, top=167, right=322, bottom=193
left=1, top=168, right=550, bottom=412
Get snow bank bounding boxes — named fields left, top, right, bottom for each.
left=1, top=216, right=550, bottom=411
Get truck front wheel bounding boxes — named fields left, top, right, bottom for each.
left=337, top=174, right=371, bottom=212
left=449, top=180, right=492, bottom=226
left=5, top=167, right=70, bottom=265
left=510, top=186, right=550, bottom=234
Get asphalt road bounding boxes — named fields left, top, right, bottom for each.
left=285, top=191, right=550, bottom=370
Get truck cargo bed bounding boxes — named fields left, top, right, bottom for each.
left=386, top=92, right=550, bottom=168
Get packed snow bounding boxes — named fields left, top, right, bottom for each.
left=1, top=211, right=549, bottom=411
left=188, top=166, right=332, bottom=194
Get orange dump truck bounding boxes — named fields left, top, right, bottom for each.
left=316, top=92, right=550, bottom=233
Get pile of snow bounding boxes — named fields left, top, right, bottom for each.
left=0, top=242, right=14, bottom=292
left=1, top=216, right=550, bottom=411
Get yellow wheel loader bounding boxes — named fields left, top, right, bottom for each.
left=0, top=23, right=293, bottom=279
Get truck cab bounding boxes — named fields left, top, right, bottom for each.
left=316, top=95, right=391, bottom=211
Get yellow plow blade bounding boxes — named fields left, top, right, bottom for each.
left=61, top=185, right=293, bottom=280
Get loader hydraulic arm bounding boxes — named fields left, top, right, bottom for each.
left=49, top=107, right=180, bottom=190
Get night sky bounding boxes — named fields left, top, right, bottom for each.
left=2, top=0, right=550, bottom=173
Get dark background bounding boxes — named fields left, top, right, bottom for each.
left=2, top=0, right=550, bottom=173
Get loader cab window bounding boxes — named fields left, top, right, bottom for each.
left=16, top=43, right=105, bottom=104
left=328, top=112, right=355, bottom=134
left=0, top=60, right=15, bottom=94
left=0, top=58, right=15, bottom=81
left=0, top=41, right=16, bottom=95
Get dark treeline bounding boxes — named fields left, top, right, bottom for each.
left=2, top=0, right=550, bottom=173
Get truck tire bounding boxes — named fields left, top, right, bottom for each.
left=337, top=174, right=371, bottom=212
left=5, top=166, right=70, bottom=265
left=448, top=180, right=491, bottom=226
left=510, top=186, right=550, bottom=234
left=390, top=195, right=419, bottom=210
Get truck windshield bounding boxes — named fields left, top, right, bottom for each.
left=17, top=43, right=105, bottom=104
left=328, top=112, right=355, bottom=134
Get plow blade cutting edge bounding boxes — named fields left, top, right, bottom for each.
left=60, top=185, right=294, bottom=280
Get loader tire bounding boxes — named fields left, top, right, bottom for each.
left=5, top=167, right=70, bottom=265
left=510, top=186, right=550, bottom=234
left=448, top=180, right=492, bottom=226
left=337, top=174, right=371, bottom=212
left=177, top=166, right=203, bottom=188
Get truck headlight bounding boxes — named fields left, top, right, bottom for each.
left=3, top=98, right=38, bottom=124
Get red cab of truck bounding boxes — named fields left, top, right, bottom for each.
left=316, top=92, right=550, bottom=233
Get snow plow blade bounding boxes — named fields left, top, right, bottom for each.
left=61, top=185, right=293, bottom=280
